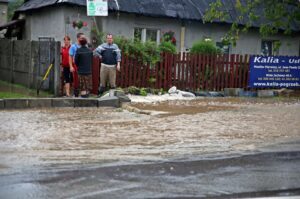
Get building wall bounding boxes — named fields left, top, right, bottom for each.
left=23, top=6, right=300, bottom=56
left=100, top=13, right=182, bottom=49
left=185, top=21, right=300, bottom=56
left=24, top=6, right=93, bottom=44
left=100, top=12, right=300, bottom=56
left=0, top=2, right=8, bottom=26
left=63, top=6, right=93, bottom=44
left=24, top=7, right=65, bottom=41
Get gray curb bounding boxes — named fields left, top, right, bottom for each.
left=0, top=99, right=4, bottom=109
left=0, top=97, right=122, bottom=110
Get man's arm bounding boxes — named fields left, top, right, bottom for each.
left=114, top=44, right=121, bottom=62
left=114, top=44, right=121, bottom=72
left=69, top=55, right=74, bottom=72
left=93, top=44, right=104, bottom=58
left=69, top=45, right=75, bottom=72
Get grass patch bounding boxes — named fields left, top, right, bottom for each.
left=0, top=80, right=53, bottom=98
left=0, top=92, right=30, bottom=99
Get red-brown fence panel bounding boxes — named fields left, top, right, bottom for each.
left=89, top=52, right=253, bottom=93
left=92, top=57, right=100, bottom=94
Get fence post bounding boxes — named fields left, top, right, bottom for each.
left=53, top=41, right=61, bottom=97
left=234, top=54, right=239, bottom=88
left=164, top=53, right=168, bottom=90
left=10, top=40, right=15, bottom=86
left=238, top=55, right=243, bottom=88
left=244, top=54, right=250, bottom=89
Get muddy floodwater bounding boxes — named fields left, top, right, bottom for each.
left=0, top=98, right=300, bottom=198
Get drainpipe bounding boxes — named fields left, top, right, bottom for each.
left=180, top=25, right=186, bottom=59
left=114, top=0, right=120, bottom=19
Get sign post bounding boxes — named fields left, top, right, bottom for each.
left=249, top=56, right=300, bottom=88
left=87, top=0, right=108, bottom=16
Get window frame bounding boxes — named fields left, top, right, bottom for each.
left=216, top=41, right=231, bottom=54
left=261, top=40, right=280, bottom=56
left=134, top=27, right=161, bottom=45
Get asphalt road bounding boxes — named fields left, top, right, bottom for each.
left=0, top=149, right=300, bottom=199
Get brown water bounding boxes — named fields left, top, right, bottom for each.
left=1, top=98, right=300, bottom=198
left=1, top=98, right=300, bottom=173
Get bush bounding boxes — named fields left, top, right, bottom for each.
left=159, top=41, right=177, bottom=54
left=113, top=36, right=160, bottom=66
left=190, top=39, right=221, bottom=54
left=139, top=88, right=148, bottom=96
left=127, top=86, right=140, bottom=95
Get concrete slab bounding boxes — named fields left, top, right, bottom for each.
left=258, top=90, right=276, bottom=97
left=118, top=95, right=131, bottom=103
left=98, top=96, right=120, bottom=108
left=4, top=99, right=29, bottom=109
left=29, top=99, right=52, bottom=108
left=113, top=90, right=126, bottom=97
left=74, top=99, right=98, bottom=107
left=208, top=92, right=225, bottom=97
left=194, top=91, right=210, bottom=97
left=239, top=91, right=258, bottom=97
left=224, top=88, right=243, bottom=97
left=0, top=99, right=4, bottom=109
left=275, top=88, right=300, bottom=97
left=52, top=98, right=74, bottom=107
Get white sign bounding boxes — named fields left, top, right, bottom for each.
left=87, top=0, right=108, bottom=16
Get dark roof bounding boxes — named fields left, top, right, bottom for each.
left=16, top=0, right=300, bottom=31
left=0, top=19, right=25, bottom=30
left=0, top=0, right=9, bottom=3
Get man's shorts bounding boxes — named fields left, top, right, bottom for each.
left=63, top=67, right=73, bottom=84
left=79, top=74, right=92, bottom=91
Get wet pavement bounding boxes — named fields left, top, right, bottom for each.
left=0, top=98, right=300, bottom=198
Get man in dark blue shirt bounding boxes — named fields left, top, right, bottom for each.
left=94, top=34, right=121, bottom=96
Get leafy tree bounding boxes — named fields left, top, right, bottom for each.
left=8, top=0, right=24, bottom=20
left=204, top=0, right=300, bottom=46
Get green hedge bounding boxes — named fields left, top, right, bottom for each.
left=190, top=39, right=221, bottom=55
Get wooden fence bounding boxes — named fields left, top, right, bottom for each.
left=91, top=53, right=250, bottom=94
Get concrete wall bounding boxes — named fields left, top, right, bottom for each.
left=99, top=12, right=300, bottom=56
left=24, top=7, right=65, bottom=41
left=100, top=13, right=182, bottom=50
left=184, top=21, right=300, bottom=56
left=63, top=6, right=93, bottom=44
left=24, top=6, right=93, bottom=44
left=0, top=39, right=61, bottom=95
left=22, top=6, right=300, bottom=56
left=0, top=2, right=8, bottom=26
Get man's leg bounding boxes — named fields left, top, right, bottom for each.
left=108, top=67, right=117, bottom=89
left=72, top=66, right=79, bottom=97
left=99, top=65, right=109, bottom=96
left=63, top=67, right=71, bottom=96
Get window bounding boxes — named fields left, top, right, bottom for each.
left=216, top=42, right=230, bottom=54
left=261, top=40, right=279, bottom=56
left=134, top=28, right=160, bottom=44
left=146, top=29, right=158, bottom=42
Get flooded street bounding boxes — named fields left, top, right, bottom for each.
left=0, top=98, right=300, bottom=198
